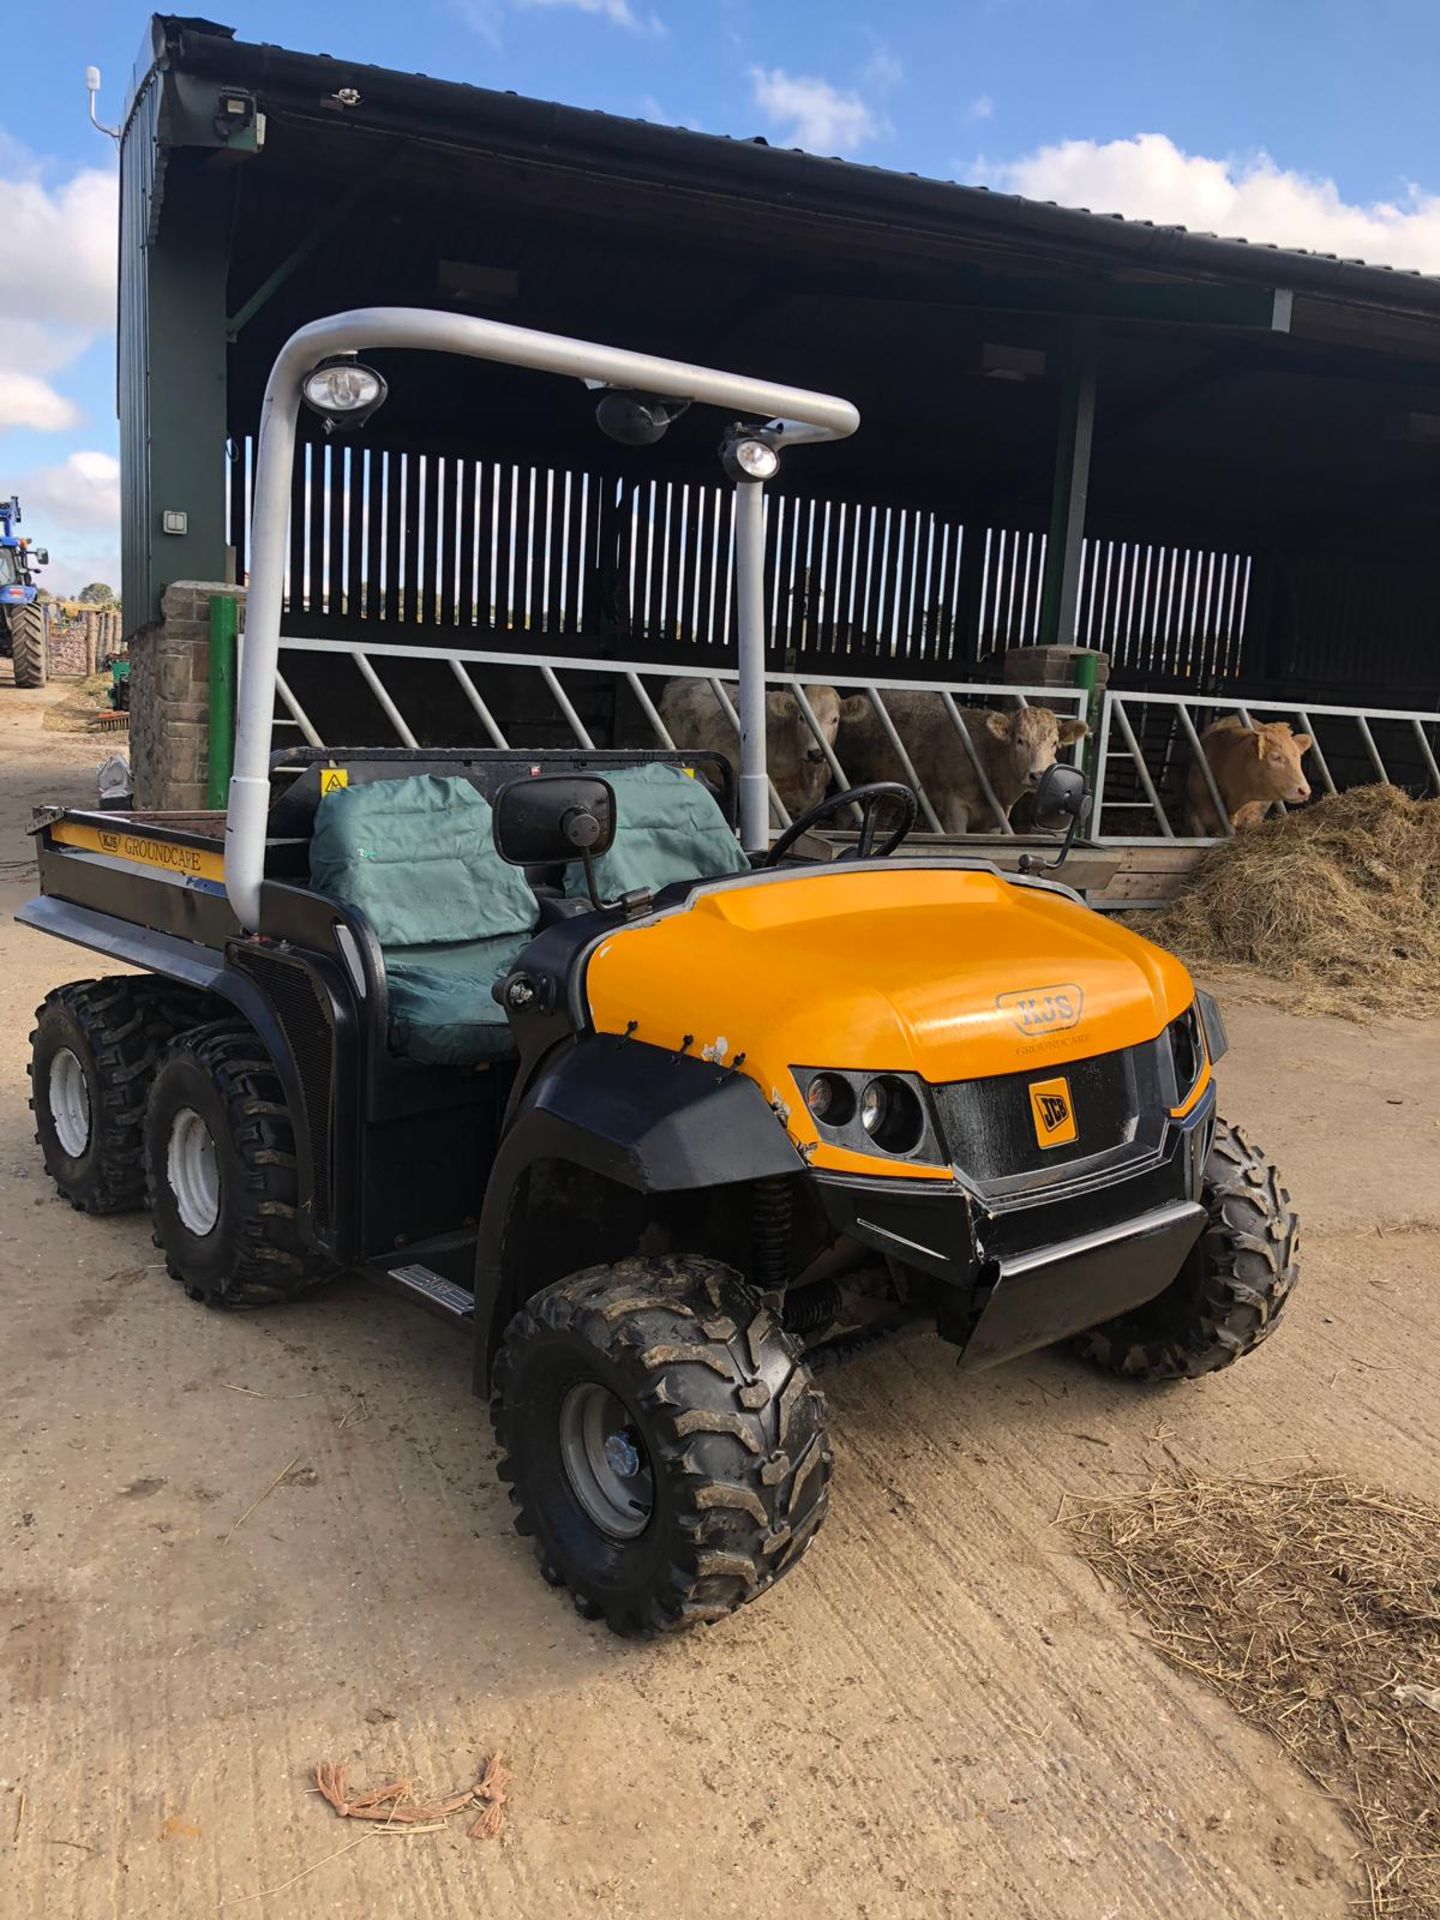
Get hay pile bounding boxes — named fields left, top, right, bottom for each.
left=1144, top=786, right=1440, bottom=1018
left=1070, top=1472, right=1440, bottom=1918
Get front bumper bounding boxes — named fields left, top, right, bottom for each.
left=813, top=1083, right=1213, bottom=1371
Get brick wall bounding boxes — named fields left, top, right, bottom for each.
left=130, top=581, right=245, bottom=810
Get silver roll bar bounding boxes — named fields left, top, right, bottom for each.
left=225, top=306, right=859, bottom=929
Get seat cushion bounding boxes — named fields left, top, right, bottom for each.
left=309, top=774, right=541, bottom=1066
left=385, top=937, right=532, bottom=1067
left=564, top=763, right=749, bottom=901
left=310, top=773, right=538, bottom=948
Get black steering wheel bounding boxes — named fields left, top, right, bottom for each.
left=765, top=782, right=920, bottom=867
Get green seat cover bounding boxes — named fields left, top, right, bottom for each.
left=564, top=763, right=748, bottom=901
left=310, top=775, right=539, bottom=1066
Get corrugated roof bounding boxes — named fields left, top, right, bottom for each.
left=152, top=13, right=1440, bottom=314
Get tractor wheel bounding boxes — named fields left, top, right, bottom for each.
left=144, top=1024, right=330, bottom=1307
left=492, top=1256, right=832, bottom=1634
left=1073, top=1119, right=1299, bottom=1381
left=9, top=603, right=48, bottom=687
left=30, top=978, right=182, bottom=1212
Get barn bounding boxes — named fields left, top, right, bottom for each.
left=117, top=13, right=1440, bottom=893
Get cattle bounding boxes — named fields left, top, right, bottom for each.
left=836, top=695, right=1089, bottom=835
left=658, top=679, right=868, bottom=819
left=1185, top=717, right=1313, bottom=836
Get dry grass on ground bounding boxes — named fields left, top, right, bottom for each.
left=1139, top=787, right=1440, bottom=1018
left=1069, top=1472, right=1440, bottom=1920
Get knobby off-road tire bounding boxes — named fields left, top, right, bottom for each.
left=9, top=603, right=48, bottom=687
left=1073, top=1118, right=1299, bottom=1381
left=31, top=979, right=183, bottom=1212
left=493, top=1256, right=832, bottom=1635
left=144, top=1024, right=330, bottom=1308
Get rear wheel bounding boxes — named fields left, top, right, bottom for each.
left=30, top=979, right=183, bottom=1212
left=1073, top=1118, right=1299, bottom=1381
left=492, top=1256, right=831, bottom=1634
left=9, top=603, right=48, bottom=688
left=144, top=1025, right=330, bottom=1306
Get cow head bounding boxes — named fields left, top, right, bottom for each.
left=1240, top=722, right=1313, bottom=807
left=985, top=706, right=1090, bottom=791
left=766, top=685, right=869, bottom=813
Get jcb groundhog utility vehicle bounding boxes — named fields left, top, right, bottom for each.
left=22, top=310, right=1299, bottom=1634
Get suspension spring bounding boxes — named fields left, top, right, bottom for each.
left=751, top=1176, right=792, bottom=1294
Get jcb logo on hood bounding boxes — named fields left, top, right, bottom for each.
left=996, top=984, right=1084, bottom=1035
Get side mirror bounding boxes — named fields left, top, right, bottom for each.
left=493, top=774, right=616, bottom=871
left=1019, top=764, right=1092, bottom=875
left=1032, top=762, right=1090, bottom=833
left=30, top=548, right=48, bottom=566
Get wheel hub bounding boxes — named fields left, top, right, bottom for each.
left=48, top=1048, right=91, bottom=1159
left=558, top=1382, right=654, bottom=1539
left=167, top=1106, right=221, bottom=1237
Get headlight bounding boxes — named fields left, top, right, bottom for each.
left=859, top=1075, right=926, bottom=1155
left=805, top=1072, right=855, bottom=1126
left=794, top=1067, right=934, bottom=1160
left=1167, top=1003, right=1206, bottom=1103
left=301, top=358, right=388, bottom=430
left=1195, top=988, right=1229, bottom=1063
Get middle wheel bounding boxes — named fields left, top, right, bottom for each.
left=492, top=1255, right=831, bottom=1634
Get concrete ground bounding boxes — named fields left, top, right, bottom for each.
left=2, top=682, right=1438, bottom=1920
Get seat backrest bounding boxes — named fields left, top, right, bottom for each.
left=565, top=763, right=750, bottom=901
left=309, top=773, right=538, bottom=947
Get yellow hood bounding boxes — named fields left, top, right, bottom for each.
left=584, top=866, right=1195, bottom=1175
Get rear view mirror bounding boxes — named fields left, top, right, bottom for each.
left=493, top=774, right=616, bottom=867
left=1032, top=762, right=1090, bottom=833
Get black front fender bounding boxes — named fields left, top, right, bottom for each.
left=473, top=1036, right=803, bottom=1380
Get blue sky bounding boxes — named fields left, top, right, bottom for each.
left=11, top=0, right=1440, bottom=592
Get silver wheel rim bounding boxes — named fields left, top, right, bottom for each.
left=49, top=1048, right=91, bottom=1159
left=168, top=1106, right=221, bottom=1237
left=558, top=1382, right=654, bottom=1539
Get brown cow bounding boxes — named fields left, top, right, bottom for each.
left=658, top=679, right=868, bottom=819
left=837, top=695, right=1089, bottom=835
left=1185, top=717, right=1313, bottom=836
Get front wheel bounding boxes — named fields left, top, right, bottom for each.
left=1073, top=1118, right=1299, bottom=1381
left=492, top=1256, right=832, bottom=1634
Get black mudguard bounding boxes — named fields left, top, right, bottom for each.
left=473, top=1035, right=803, bottom=1377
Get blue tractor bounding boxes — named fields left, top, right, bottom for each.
left=0, top=496, right=50, bottom=687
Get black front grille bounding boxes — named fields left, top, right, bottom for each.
left=932, top=1040, right=1166, bottom=1195
left=231, top=947, right=335, bottom=1232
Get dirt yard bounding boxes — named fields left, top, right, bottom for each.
left=3, top=682, right=1439, bottom=1920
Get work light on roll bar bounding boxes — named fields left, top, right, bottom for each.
left=720, top=425, right=781, bottom=483
left=301, top=356, right=388, bottom=431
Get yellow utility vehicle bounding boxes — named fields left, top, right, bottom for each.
left=22, top=311, right=1297, bottom=1633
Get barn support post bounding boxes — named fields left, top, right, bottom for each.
left=1038, top=320, right=1099, bottom=651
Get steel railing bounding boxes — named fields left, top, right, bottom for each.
left=258, top=633, right=1088, bottom=837
left=1091, top=688, right=1440, bottom=845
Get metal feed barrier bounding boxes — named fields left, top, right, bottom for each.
left=1091, top=688, right=1440, bottom=845
left=258, top=633, right=1088, bottom=839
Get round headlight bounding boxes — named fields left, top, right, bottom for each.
left=859, top=1079, right=889, bottom=1136
left=302, top=363, right=386, bottom=414
left=733, top=438, right=779, bottom=481
left=860, top=1076, right=926, bottom=1156
left=806, top=1072, right=855, bottom=1127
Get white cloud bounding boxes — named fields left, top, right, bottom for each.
left=14, top=451, right=120, bottom=596
left=0, top=137, right=117, bottom=438
left=859, top=44, right=903, bottom=97
left=749, top=67, right=886, bottom=156
left=967, top=94, right=994, bottom=122
left=974, top=132, right=1440, bottom=273
left=453, top=0, right=662, bottom=44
